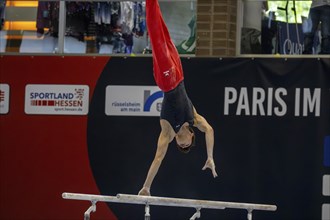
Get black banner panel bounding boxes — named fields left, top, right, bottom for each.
left=87, top=57, right=330, bottom=220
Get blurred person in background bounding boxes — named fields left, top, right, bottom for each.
left=303, top=0, right=330, bottom=54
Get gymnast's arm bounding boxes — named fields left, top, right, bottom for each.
left=138, top=120, right=175, bottom=196
left=193, top=108, right=218, bottom=178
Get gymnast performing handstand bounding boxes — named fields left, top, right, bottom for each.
left=138, top=0, right=218, bottom=196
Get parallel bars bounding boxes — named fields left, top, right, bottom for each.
left=62, top=192, right=277, bottom=220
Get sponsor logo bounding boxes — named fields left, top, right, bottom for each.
left=105, top=85, right=163, bottom=116
left=322, top=136, right=330, bottom=220
left=0, top=90, right=4, bottom=102
left=323, top=175, right=330, bottom=196
left=324, top=136, right=330, bottom=167
left=322, top=204, right=330, bottom=220
left=0, top=84, right=10, bottom=114
left=25, top=85, right=89, bottom=115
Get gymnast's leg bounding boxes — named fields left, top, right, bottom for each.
left=146, top=0, right=184, bottom=92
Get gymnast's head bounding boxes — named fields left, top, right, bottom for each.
left=175, top=126, right=195, bottom=153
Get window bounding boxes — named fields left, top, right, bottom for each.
left=239, top=0, right=327, bottom=55
left=0, top=0, right=197, bottom=55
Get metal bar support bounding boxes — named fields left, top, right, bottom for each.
left=247, top=209, right=253, bottom=220
left=57, top=0, right=66, bottom=54
left=144, top=203, right=150, bottom=220
left=84, top=201, right=97, bottom=220
left=190, top=208, right=201, bottom=220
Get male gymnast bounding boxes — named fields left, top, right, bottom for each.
left=138, top=0, right=218, bottom=196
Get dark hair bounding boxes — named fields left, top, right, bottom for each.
left=176, top=127, right=195, bottom=154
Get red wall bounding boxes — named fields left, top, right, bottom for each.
left=0, top=56, right=116, bottom=220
